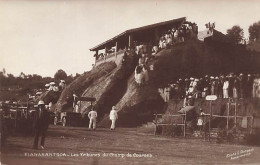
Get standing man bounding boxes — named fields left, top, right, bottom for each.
left=223, top=77, right=229, bottom=98
left=88, top=108, right=97, bottom=130
left=109, top=106, right=118, bottom=130
left=33, top=100, right=50, bottom=149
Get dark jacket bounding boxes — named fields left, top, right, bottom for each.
left=33, top=106, right=50, bottom=130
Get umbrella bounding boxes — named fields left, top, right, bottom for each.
left=178, top=106, right=195, bottom=114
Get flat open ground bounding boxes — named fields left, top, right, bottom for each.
left=1, top=125, right=260, bottom=165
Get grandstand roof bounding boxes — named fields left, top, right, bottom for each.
left=90, top=17, right=186, bottom=51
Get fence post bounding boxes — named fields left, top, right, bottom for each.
left=209, top=100, right=212, bottom=141
left=184, top=112, right=186, bottom=138
left=154, top=114, right=158, bottom=136
left=226, top=98, right=230, bottom=136
left=250, top=116, right=254, bottom=135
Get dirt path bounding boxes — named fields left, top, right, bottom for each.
left=1, top=125, right=260, bottom=165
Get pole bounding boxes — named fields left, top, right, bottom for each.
left=209, top=100, right=212, bottom=141
left=234, top=100, right=238, bottom=143
left=234, top=100, right=237, bottom=128
left=227, top=98, right=230, bottom=136
left=250, top=116, right=254, bottom=135
left=154, top=114, right=158, bottom=135
left=184, top=110, right=186, bottom=138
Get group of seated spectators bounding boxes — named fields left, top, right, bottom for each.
left=45, top=80, right=66, bottom=92
left=158, top=22, right=198, bottom=49
left=159, top=73, right=260, bottom=103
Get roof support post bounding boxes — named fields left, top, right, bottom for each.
left=95, top=50, right=99, bottom=65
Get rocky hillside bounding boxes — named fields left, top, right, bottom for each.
left=53, top=39, right=260, bottom=127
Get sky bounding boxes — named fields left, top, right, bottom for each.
left=0, top=0, right=260, bottom=77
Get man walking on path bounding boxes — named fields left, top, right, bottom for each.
left=88, top=108, right=97, bottom=130
left=110, top=106, right=118, bottom=130
left=33, top=100, right=50, bottom=150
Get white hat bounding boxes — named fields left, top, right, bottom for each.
left=38, top=100, right=45, bottom=105
left=190, top=77, right=194, bottom=80
left=195, top=79, right=199, bottom=82
left=36, top=92, right=42, bottom=95
left=210, top=76, right=214, bottom=79
left=61, top=80, right=65, bottom=83
left=45, top=84, right=50, bottom=87
left=50, top=82, right=55, bottom=85
left=112, top=106, right=116, bottom=109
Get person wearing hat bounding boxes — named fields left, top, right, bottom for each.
left=245, top=74, right=253, bottom=98
left=45, top=84, right=50, bottom=91
left=72, top=93, right=78, bottom=109
left=109, top=106, right=118, bottom=130
left=33, top=100, right=50, bottom=149
left=59, top=80, right=66, bottom=91
left=223, top=77, right=229, bottom=98
left=88, top=108, right=98, bottom=130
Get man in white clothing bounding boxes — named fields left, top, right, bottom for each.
left=88, top=108, right=97, bottom=130
left=110, top=106, right=118, bottom=130
left=223, top=77, right=229, bottom=98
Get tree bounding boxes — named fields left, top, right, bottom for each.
left=226, top=25, right=244, bottom=44
left=249, top=21, right=260, bottom=41
left=54, top=69, right=67, bottom=80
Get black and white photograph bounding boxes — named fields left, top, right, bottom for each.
left=1, top=0, right=260, bottom=164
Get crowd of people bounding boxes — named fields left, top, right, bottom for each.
left=158, top=22, right=198, bottom=49
left=159, top=73, right=260, bottom=104
left=133, top=23, right=198, bottom=87
left=45, top=80, right=66, bottom=92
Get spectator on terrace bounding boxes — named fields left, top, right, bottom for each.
left=59, top=80, right=66, bottom=91
left=223, top=77, right=229, bottom=98
left=245, top=74, right=253, bottom=98
left=152, top=45, right=159, bottom=57
left=135, top=65, right=143, bottom=87
left=73, top=93, right=78, bottom=109
left=253, top=74, right=260, bottom=98
left=138, top=54, right=144, bottom=65
left=214, top=77, right=220, bottom=97
left=164, top=85, right=171, bottom=102
left=228, top=74, right=234, bottom=98
left=238, top=73, right=245, bottom=98
left=45, top=84, right=50, bottom=91
left=122, top=50, right=127, bottom=65
left=233, top=76, right=239, bottom=99
left=142, top=66, right=149, bottom=85
left=210, top=76, right=216, bottom=95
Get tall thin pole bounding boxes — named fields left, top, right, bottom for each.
left=227, top=98, right=230, bottom=136
left=209, top=100, right=212, bottom=141
left=184, top=111, right=186, bottom=138
left=154, top=114, right=158, bottom=135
